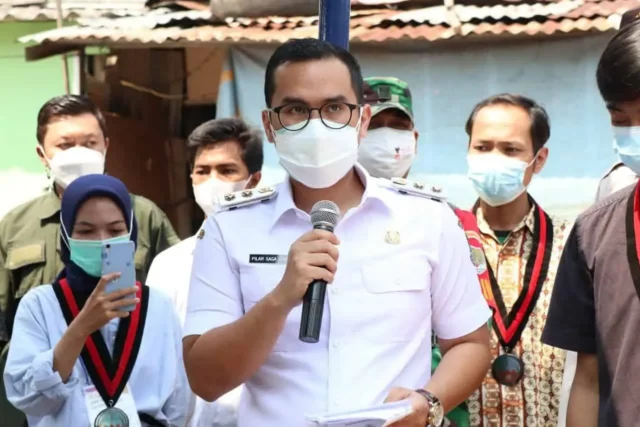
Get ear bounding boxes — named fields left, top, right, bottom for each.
left=358, top=104, right=372, bottom=143
left=413, top=129, right=419, bottom=154
left=533, top=147, right=549, bottom=174
left=104, top=137, right=110, bottom=153
left=248, top=171, right=262, bottom=189
left=262, top=110, right=275, bottom=144
left=36, top=145, right=49, bottom=169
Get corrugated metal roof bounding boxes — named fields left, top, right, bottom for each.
left=16, top=0, right=637, bottom=46
left=0, top=6, right=148, bottom=21
left=0, top=0, right=150, bottom=21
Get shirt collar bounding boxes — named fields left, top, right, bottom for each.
left=269, top=163, right=388, bottom=229
left=39, top=189, right=62, bottom=221
left=476, top=201, right=536, bottom=239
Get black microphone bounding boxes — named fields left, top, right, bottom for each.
left=299, top=200, right=341, bottom=343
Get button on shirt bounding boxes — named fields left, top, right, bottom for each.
left=183, top=166, right=492, bottom=427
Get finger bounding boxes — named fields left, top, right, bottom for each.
left=300, top=240, right=339, bottom=261
left=384, top=387, right=411, bottom=403
left=104, top=286, right=139, bottom=301
left=304, top=253, right=338, bottom=274
left=94, top=272, right=121, bottom=294
left=107, top=310, right=131, bottom=319
left=298, top=229, right=340, bottom=245
left=107, top=298, right=139, bottom=310
left=305, top=266, right=335, bottom=284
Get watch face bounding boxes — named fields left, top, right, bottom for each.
left=431, top=403, right=445, bottom=426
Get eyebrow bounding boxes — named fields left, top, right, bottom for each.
left=279, top=95, right=349, bottom=105
left=194, top=161, right=240, bottom=169
left=475, top=139, right=523, bottom=146
left=606, top=102, right=621, bottom=111
left=75, top=220, right=126, bottom=227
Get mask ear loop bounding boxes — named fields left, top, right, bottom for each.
left=59, top=214, right=72, bottom=250
left=354, top=107, right=364, bottom=134
left=127, top=210, right=134, bottom=239
left=528, top=150, right=542, bottom=173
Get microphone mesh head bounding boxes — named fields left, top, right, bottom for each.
left=310, top=200, right=340, bottom=228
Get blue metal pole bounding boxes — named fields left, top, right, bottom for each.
left=318, top=0, right=351, bottom=50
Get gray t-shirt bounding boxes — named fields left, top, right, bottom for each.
left=595, top=162, right=638, bottom=201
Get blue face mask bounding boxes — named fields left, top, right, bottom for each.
left=61, top=211, right=132, bottom=277
left=467, top=153, right=535, bottom=207
left=613, top=126, right=640, bottom=175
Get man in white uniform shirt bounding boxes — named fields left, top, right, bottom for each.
left=183, top=38, right=492, bottom=427
left=147, top=117, right=263, bottom=426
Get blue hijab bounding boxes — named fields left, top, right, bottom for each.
left=58, top=174, right=138, bottom=293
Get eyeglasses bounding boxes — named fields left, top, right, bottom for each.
left=268, top=102, right=360, bottom=131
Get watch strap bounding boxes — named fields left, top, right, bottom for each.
left=414, top=389, right=443, bottom=427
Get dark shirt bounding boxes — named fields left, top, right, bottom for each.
left=542, top=184, right=638, bottom=427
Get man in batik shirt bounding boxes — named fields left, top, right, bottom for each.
left=463, top=93, right=572, bottom=426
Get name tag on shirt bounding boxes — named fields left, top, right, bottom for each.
left=249, top=254, right=287, bottom=264
left=83, top=384, right=141, bottom=427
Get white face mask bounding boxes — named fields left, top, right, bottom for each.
left=193, top=176, right=250, bottom=216
left=272, top=115, right=361, bottom=189
left=467, top=153, right=537, bottom=207
left=44, top=146, right=106, bottom=189
left=358, top=128, right=416, bottom=179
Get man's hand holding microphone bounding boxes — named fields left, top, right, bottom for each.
left=270, top=201, right=341, bottom=343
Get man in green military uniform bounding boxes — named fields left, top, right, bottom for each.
left=358, top=77, right=419, bottom=180
left=0, top=94, right=179, bottom=426
left=360, top=77, right=470, bottom=427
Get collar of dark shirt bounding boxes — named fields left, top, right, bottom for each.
left=38, top=189, right=62, bottom=222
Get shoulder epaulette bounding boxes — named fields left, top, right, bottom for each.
left=216, top=186, right=278, bottom=212
left=380, top=177, right=446, bottom=202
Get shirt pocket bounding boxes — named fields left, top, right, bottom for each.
left=239, top=266, right=305, bottom=352
left=239, top=266, right=283, bottom=305
left=360, top=254, right=432, bottom=342
left=6, top=242, right=46, bottom=299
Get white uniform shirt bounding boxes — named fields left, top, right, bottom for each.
left=184, top=166, right=492, bottom=427
left=147, top=236, right=244, bottom=427
left=3, top=285, right=189, bottom=427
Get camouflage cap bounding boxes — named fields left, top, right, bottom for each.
left=363, top=77, right=413, bottom=122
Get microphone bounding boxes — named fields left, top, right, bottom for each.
left=299, top=200, right=341, bottom=343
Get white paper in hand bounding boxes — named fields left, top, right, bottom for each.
left=305, top=399, right=414, bottom=427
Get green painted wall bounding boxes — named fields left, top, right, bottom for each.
left=0, top=22, right=77, bottom=173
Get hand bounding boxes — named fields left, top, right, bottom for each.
left=272, top=229, right=340, bottom=310
left=71, top=272, right=139, bottom=337
left=384, top=387, right=431, bottom=427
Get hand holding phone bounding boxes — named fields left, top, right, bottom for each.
left=101, top=240, right=137, bottom=312
left=73, top=272, right=139, bottom=336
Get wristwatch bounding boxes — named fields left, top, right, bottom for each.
left=414, top=389, right=444, bottom=427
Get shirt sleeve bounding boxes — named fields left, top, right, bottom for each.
left=3, top=290, right=79, bottom=417
left=541, top=222, right=596, bottom=354
left=431, top=205, right=492, bottom=340
left=183, top=216, right=243, bottom=338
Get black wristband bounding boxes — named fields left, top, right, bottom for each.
left=414, top=388, right=433, bottom=404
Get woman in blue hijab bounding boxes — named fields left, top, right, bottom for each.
left=4, top=174, right=190, bottom=427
